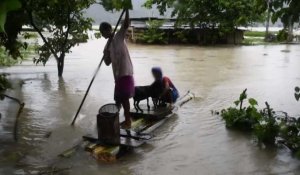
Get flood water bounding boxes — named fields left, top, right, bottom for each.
left=1, top=39, right=300, bottom=174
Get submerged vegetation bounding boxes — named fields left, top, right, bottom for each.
left=219, top=89, right=300, bottom=157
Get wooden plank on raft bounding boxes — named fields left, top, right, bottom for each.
left=119, top=105, right=174, bottom=133
left=79, top=91, right=194, bottom=162
left=130, top=105, right=174, bottom=119
left=82, top=135, right=146, bottom=148
left=120, top=129, right=152, bottom=140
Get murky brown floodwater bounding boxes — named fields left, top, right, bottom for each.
left=1, top=38, right=300, bottom=175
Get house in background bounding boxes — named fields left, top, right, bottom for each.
left=128, top=18, right=245, bottom=45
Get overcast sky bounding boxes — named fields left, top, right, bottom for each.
left=84, top=0, right=172, bottom=24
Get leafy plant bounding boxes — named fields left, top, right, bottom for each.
left=277, top=29, right=288, bottom=42
left=144, top=0, right=266, bottom=34
left=219, top=88, right=300, bottom=157
left=0, top=0, right=21, bottom=32
left=138, top=20, right=167, bottom=44
left=271, top=0, right=300, bottom=35
left=0, top=74, right=11, bottom=100
left=221, top=89, right=262, bottom=130
left=1, top=0, right=95, bottom=77
left=279, top=116, right=300, bottom=156
left=173, top=30, right=188, bottom=43
left=253, top=102, right=279, bottom=144
left=100, top=0, right=133, bottom=11
left=94, top=32, right=102, bottom=39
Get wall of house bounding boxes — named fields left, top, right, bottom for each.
left=128, top=27, right=244, bottom=45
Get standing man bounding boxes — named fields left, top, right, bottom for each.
left=99, top=9, right=134, bottom=128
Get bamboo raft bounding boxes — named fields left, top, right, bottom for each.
left=61, top=91, right=194, bottom=162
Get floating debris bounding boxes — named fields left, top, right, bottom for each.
left=281, top=50, right=291, bottom=53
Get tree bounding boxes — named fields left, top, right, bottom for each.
left=0, top=0, right=95, bottom=77
left=0, top=0, right=22, bottom=32
left=272, top=0, right=300, bottom=41
left=144, top=0, right=265, bottom=32
left=0, top=0, right=22, bottom=93
left=24, top=0, right=94, bottom=77
left=99, top=0, right=133, bottom=11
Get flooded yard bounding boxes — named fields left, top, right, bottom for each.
left=1, top=39, right=300, bottom=174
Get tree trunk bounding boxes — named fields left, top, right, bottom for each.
left=287, top=17, right=294, bottom=42
left=57, top=54, right=65, bottom=77
left=265, top=0, right=271, bottom=40
left=234, top=29, right=237, bottom=45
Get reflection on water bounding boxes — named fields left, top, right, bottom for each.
left=1, top=39, right=300, bottom=174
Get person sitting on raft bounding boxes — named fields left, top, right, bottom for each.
left=151, top=67, right=179, bottom=105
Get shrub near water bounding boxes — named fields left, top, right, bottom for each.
left=221, top=89, right=261, bottom=131
left=0, top=74, right=11, bottom=100
left=253, top=103, right=279, bottom=144
left=221, top=89, right=281, bottom=145
left=220, top=88, right=300, bottom=158
left=137, top=20, right=167, bottom=44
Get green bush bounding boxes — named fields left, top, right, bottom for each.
left=279, top=117, right=300, bottom=155
left=253, top=103, right=279, bottom=144
left=0, top=47, right=18, bottom=66
left=277, top=29, right=288, bottom=42
left=94, top=32, right=101, bottom=39
left=219, top=88, right=300, bottom=157
left=173, top=30, right=188, bottom=43
left=138, top=20, right=167, bottom=44
left=0, top=74, right=11, bottom=99
left=221, top=89, right=261, bottom=131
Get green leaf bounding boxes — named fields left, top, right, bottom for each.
left=101, top=0, right=132, bottom=11
left=239, top=89, right=247, bottom=101
left=249, top=98, right=258, bottom=106
left=0, top=0, right=21, bottom=32
left=234, top=100, right=240, bottom=106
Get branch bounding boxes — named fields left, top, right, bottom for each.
left=1, top=94, right=25, bottom=141
left=26, top=8, right=60, bottom=61
left=1, top=94, right=22, bottom=105
left=62, top=1, right=75, bottom=53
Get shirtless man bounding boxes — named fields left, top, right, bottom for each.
left=100, top=10, right=134, bottom=128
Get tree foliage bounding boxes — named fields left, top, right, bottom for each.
left=0, top=74, right=11, bottom=103
left=24, top=0, right=95, bottom=76
left=138, top=20, right=167, bottom=44
left=99, top=0, right=133, bottom=11
left=144, top=0, right=265, bottom=32
left=0, top=0, right=95, bottom=77
left=0, top=0, right=22, bottom=32
left=271, top=0, right=300, bottom=28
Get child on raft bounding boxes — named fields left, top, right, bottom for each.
left=100, top=9, right=134, bottom=128
left=151, top=67, right=179, bottom=105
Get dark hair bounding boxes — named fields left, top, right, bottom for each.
left=99, top=22, right=112, bottom=32
left=152, top=67, right=163, bottom=79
